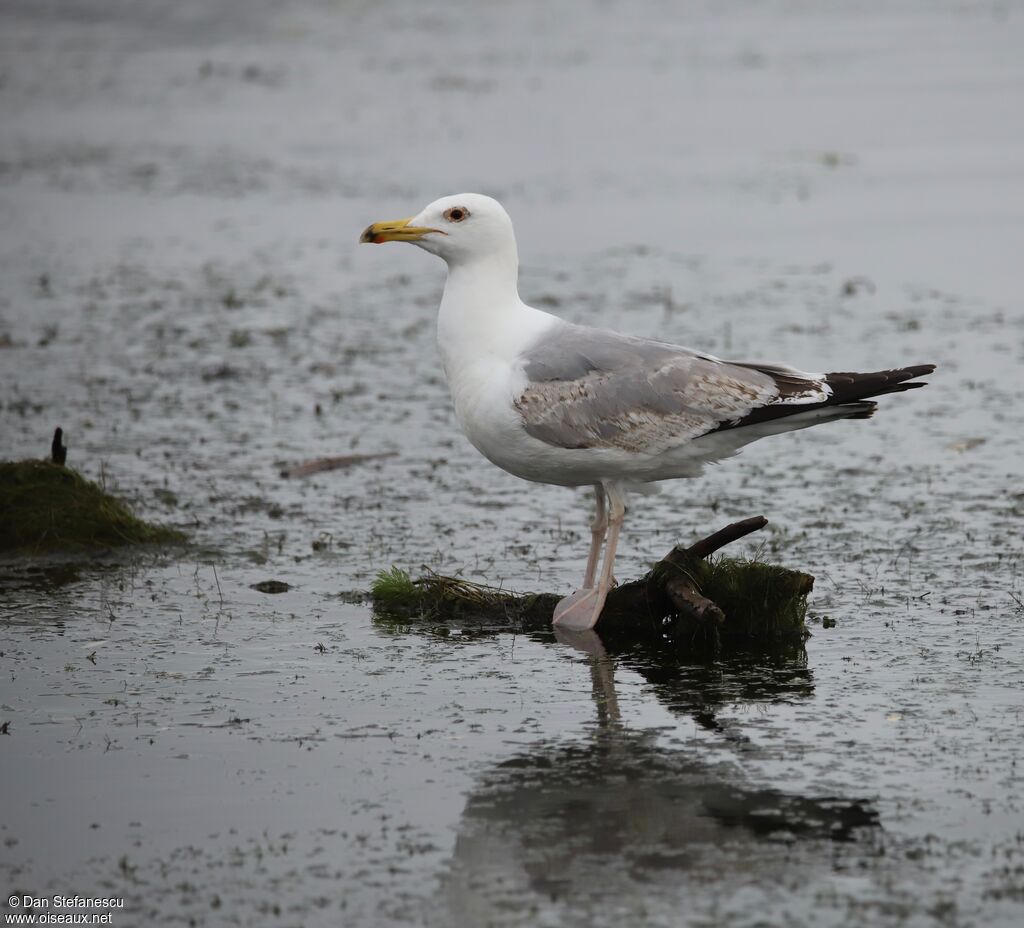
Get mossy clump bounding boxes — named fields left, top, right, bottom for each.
left=372, top=555, right=811, bottom=653
left=700, top=557, right=810, bottom=639
left=653, top=554, right=811, bottom=644
left=0, top=460, right=185, bottom=553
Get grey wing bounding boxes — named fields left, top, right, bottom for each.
left=513, top=323, right=827, bottom=454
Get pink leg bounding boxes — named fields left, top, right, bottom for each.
left=582, top=485, right=607, bottom=590
left=552, top=486, right=606, bottom=627
left=553, top=483, right=626, bottom=631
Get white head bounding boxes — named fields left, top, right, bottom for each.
left=360, top=193, right=518, bottom=269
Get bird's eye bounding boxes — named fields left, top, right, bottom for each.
left=443, top=206, right=469, bottom=223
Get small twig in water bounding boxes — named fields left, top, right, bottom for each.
left=280, top=452, right=397, bottom=479
left=212, top=564, right=224, bottom=609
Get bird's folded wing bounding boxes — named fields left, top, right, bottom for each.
left=513, top=323, right=830, bottom=454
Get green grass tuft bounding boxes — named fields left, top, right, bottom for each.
left=0, top=460, right=185, bottom=553
left=371, top=566, right=418, bottom=608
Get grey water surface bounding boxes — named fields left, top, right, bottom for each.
left=1, top=1, right=1023, bottom=925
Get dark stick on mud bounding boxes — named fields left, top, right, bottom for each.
left=51, top=427, right=67, bottom=466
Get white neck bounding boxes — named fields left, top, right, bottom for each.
left=436, top=253, right=554, bottom=371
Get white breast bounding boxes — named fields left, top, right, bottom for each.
left=436, top=274, right=589, bottom=482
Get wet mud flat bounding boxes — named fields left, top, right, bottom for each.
left=2, top=1, right=1024, bottom=926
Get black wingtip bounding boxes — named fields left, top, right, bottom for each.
left=824, top=364, right=936, bottom=403
left=710, top=363, right=933, bottom=435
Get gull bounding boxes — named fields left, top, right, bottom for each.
left=361, top=194, right=934, bottom=631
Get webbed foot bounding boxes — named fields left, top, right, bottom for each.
left=552, top=588, right=603, bottom=631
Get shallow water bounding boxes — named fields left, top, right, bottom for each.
left=2, top=1, right=1023, bottom=925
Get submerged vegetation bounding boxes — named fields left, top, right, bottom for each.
left=0, top=460, right=184, bottom=553
left=372, top=566, right=560, bottom=624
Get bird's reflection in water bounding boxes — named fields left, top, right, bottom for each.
left=436, top=628, right=880, bottom=926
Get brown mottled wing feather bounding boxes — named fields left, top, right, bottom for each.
left=514, top=324, right=786, bottom=453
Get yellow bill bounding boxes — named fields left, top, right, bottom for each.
left=359, top=217, right=441, bottom=244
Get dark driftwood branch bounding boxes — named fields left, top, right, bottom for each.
left=598, top=516, right=779, bottom=639
left=680, top=515, right=769, bottom=561
left=654, top=516, right=771, bottom=626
